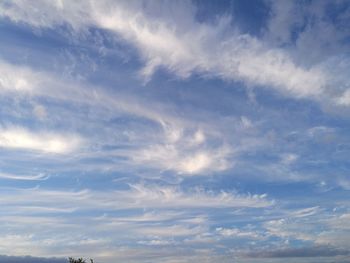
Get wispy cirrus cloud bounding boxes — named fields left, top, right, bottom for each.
left=0, top=183, right=272, bottom=260
left=0, top=59, right=233, bottom=175
left=0, top=172, right=49, bottom=181
left=0, top=184, right=272, bottom=214
left=0, top=1, right=350, bottom=262
left=1, top=0, right=349, bottom=107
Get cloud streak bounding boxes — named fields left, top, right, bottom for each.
left=1, top=0, right=348, bottom=107
left=0, top=172, right=49, bottom=181
left=0, top=126, right=82, bottom=154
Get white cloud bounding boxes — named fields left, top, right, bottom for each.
left=0, top=184, right=272, bottom=218
left=326, top=213, right=350, bottom=231
left=89, top=1, right=329, bottom=100
left=336, top=89, right=350, bottom=106
left=248, top=208, right=350, bottom=251
left=265, top=1, right=350, bottom=65
left=0, top=234, right=39, bottom=256
left=264, top=219, right=315, bottom=242
left=280, top=153, right=299, bottom=165
left=1, top=1, right=349, bottom=178
left=32, top=104, right=47, bottom=120
left=0, top=126, right=82, bottom=154
left=0, top=0, right=91, bottom=30
left=0, top=61, right=43, bottom=94
left=179, top=152, right=212, bottom=174
left=216, top=227, right=262, bottom=240
left=264, top=1, right=302, bottom=45
left=2, top=2, right=350, bottom=261
left=240, top=116, right=253, bottom=129
left=132, top=123, right=230, bottom=175
left=138, top=239, right=173, bottom=246
left=0, top=59, right=179, bottom=125
left=315, top=213, right=350, bottom=248
left=191, top=130, right=206, bottom=145
left=290, top=206, right=320, bottom=218
left=136, top=225, right=203, bottom=238
left=0, top=183, right=272, bottom=260
left=1, top=0, right=347, bottom=106
left=0, top=59, right=233, bottom=175
left=120, top=184, right=273, bottom=209
left=133, top=144, right=229, bottom=175
left=0, top=172, right=49, bottom=181
left=132, top=140, right=228, bottom=175
left=337, top=178, right=350, bottom=190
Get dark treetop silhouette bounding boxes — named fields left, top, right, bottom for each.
left=68, top=258, right=94, bottom=263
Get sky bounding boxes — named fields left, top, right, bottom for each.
left=0, top=0, right=350, bottom=262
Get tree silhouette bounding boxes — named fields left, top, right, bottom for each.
left=68, top=257, right=94, bottom=263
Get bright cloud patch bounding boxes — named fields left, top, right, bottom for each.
left=1, top=0, right=346, bottom=104
left=0, top=127, right=82, bottom=154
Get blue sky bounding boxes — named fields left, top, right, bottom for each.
left=0, top=0, right=350, bottom=262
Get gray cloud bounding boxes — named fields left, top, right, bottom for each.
left=0, top=255, right=66, bottom=263
left=244, top=245, right=350, bottom=258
